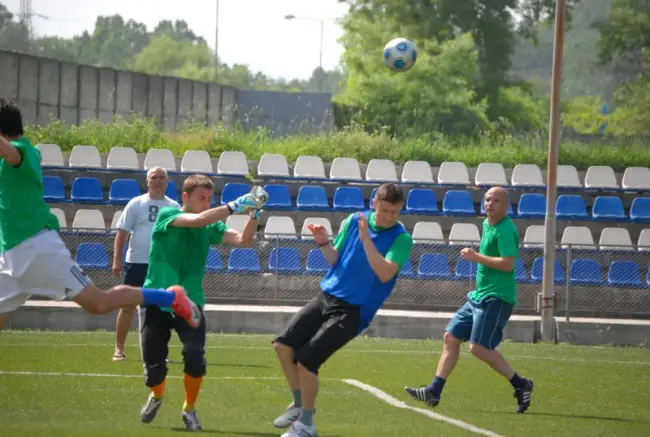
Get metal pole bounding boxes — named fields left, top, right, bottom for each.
left=319, top=20, right=324, bottom=93
left=214, top=0, right=220, bottom=69
left=541, top=0, right=567, bottom=343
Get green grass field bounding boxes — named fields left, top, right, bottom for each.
left=1, top=331, right=649, bottom=437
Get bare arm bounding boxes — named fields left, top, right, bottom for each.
left=320, top=243, right=339, bottom=266
left=360, top=238, right=400, bottom=283
left=112, top=229, right=128, bottom=273
left=0, top=137, right=22, bottom=166
left=221, top=216, right=257, bottom=247
left=475, top=253, right=515, bottom=272
left=170, top=205, right=232, bottom=228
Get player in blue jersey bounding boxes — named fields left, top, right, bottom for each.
left=271, top=183, right=414, bottom=437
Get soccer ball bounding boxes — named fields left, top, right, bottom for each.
left=383, top=38, right=417, bottom=72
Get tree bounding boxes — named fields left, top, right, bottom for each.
left=0, top=2, right=30, bottom=53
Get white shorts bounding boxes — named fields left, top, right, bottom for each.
left=0, top=230, right=93, bottom=313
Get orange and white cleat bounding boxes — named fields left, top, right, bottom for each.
left=168, top=286, right=202, bottom=328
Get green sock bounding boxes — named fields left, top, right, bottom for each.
left=292, top=389, right=302, bottom=408
left=298, top=408, right=314, bottom=427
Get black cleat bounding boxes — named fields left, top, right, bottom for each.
left=405, top=386, right=440, bottom=407
left=514, top=379, right=534, bottom=413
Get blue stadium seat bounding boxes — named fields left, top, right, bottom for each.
left=442, top=190, right=475, bottom=216
left=43, top=176, right=66, bottom=202
left=269, top=247, right=301, bottom=273
left=406, top=189, right=438, bottom=214
left=455, top=257, right=476, bottom=279
left=109, top=179, right=140, bottom=205
left=228, top=248, right=261, bottom=273
left=570, top=259, right=603, bottom=286
left=630, top=197, right=650, bottom=222
left=220, top=183, right=250, bottom=204
left=263, top=184, right=293, bottom=210
left=296, top=186, right=329, bottom=211
left=71, top=177, right=103, bottom=204
left=531, top=258, right=565, bottom=283
left=417, top=253, right=452, bottom=279
left=592, top=196, right=626, bottom=221
left=517, top=193, right=546, bottom=219
left=306, top=249, right=329, bottom=274
left=647, top=268, right=650, bottom=287
left=333, top=187, right=365, bottom=212
left=608, top=260, right=642, bottom=287
left=75, top=243, right=109, bottom=269
left=398, top=258, right=416, bottom=278
left=481, top=193, right=514, bottom=216
left=556, top=195, right=588, bottom=220
left=206, top=248, right=224, bottom=272
left=515, top=259, right=529, bottom=282
left=165, top=180, right=178, bottom=202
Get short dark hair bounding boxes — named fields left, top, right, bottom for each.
left=0, top=99, right=24, bottom=137
left=182, top=174, right=214, bottom=196
left=375, top=183, right=404, bottom=204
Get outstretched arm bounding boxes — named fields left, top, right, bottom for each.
left=221, top=215, right=258, bottom=247
left=170, top=204, right=232, bottom=228
left=0, top=137, right=22, bottom=166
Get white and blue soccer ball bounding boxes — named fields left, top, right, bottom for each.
left=383, top=38, right=417, bottom=72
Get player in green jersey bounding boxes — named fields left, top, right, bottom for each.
left=138, top=174, right=267, bottom=432
left=0, top=99, right=201, bottom=330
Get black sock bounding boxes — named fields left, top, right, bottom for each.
left=510, top=372, right=526, bottom=389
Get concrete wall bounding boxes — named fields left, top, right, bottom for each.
left=0, top=50, right=333, bottom=135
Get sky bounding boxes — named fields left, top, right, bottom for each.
left=4, top=0, right=349, bottom=80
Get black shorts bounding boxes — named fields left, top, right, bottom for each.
left=123, top=263, right=148, bottom=287
left=273, top=292, right=360, bottom=374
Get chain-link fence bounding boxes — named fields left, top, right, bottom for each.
left=58, top=230, right=650, bottom=320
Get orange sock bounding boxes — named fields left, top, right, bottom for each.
left=152, top=378, right=166, bottom=399
left=183, top=373, right=203, bottom=412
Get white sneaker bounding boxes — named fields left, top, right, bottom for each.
left=273, top=405, right=301, bottom=428
left=280, top=420, right=316, bottom=437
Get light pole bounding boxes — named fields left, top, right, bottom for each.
left=215, top=0, right=220, bottom=70
left=284, top=14, right=325, bottom=92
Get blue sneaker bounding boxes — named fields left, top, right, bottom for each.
left=405, top=386, right=440, bottom=407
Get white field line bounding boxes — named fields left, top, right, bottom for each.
left=0, top=370, right=287, bottom=381
left=2, top=341, right=649, bottom=366
left=344, top=379, right=506, bottom=437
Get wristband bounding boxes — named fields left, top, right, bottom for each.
left=318, top=241, right=329, bottom=247
left=226, top=202, right=234, bottom=214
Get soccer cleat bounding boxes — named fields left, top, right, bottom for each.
left=404, top=386, right=440, bottom=407
left=280, top=420, right=316, bottom=437
left=182, top=409, right=203, bottom=431
left=168, top=286, right=201, bottom=328
left=140, top=394, right=164, bottom=424
left=514, top=379, right=534, bottom=413
left=273, top=405, right=302, bottom=428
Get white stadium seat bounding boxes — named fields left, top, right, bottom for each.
left=69, top=145, right=101, bottom=169
left=557, top=165, right=582, bottom=188
left=366, top=159, right=398, bottom=182
left=448, top=223, right=480, bottom=245
left=144, top=148, right=176, bottom=172
left=474, top=163, right=507, bottom=186
left=523, top=225, right=545, bottom=248
left=585, top=166, right=618, bottom=189
left=622, top=167, right=650, bottom=191
left=561, top=226, right=596, bottom=250
left=437, top=162, right=470, bottom=185
left=264, top=216, right=297, bottom=239
left=294, top=155, right=326, bottom=179
left=50, top=207, right=67, bottom=229
left=107, top=147, right=139, bottom=170
left=412, top=222, right=444, bottom=243
left=401, top=160, right=434, bottom=184
left=599, top=228, right=634, bottom=251
left=511, top=164, right=544, bottom=188
left=301, top=218, right=333, bottom=240
left=217, top=151, right=249, bottom=176
left=329, top=157, right=362, bottom=181
left=181, top=150, right=213, bottom=173
left=72, top=209, right=105, bottom=231
left=36, top=144, right=64, bottom=167
left=258, top=153, right=290, bottom=178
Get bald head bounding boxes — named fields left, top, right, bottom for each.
left=146, top=166, right=169, bottom=199
left=484, top=186, right=509, bottom=223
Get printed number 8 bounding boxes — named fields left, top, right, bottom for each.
left=148, top=205, right=159, bottom=223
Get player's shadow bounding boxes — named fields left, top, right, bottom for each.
left=166, top=359, right=271, bottom=369
left=171, top=428, right=341, bottom=436
left=487, top=410, right=634, bottom=422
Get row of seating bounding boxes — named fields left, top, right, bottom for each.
left=54, top=208, right=650, bottom=251
left=43, top=177, right=650, bottom=221
left=37, top=144, right=650, bottom=190
left=75, top=242, right=650, bottom=287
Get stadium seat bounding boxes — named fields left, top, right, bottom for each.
left=75, top=243, right=109, bottom=269
left=296, top=186, right=329, bottom=211
left=630, top=198, right=650, bottom=222
left=511, top=164, right=545, bottom=188
left=515, top=259, right=528, bottom=282
left=43, top=176, right=66, bottom=202
left=531, top=258, right=565, bottom=283
left=269, top=247, right=301, bottom=273
left=406, top=189, right=439, bottom=214
left=585, top=166, right=618, bottom=190
left=69, top=145, right=101, bottom=169
left=523, top=225, right=545, bottom=248
left=72, top=209, right=105, bottom=231
left=437, top=162, right=470, bottom=185
left=442, top=190, right=475, bottom=216
left=517, top=193, right=546, bottom=219
left=622, top=167, right=650, bottom=191
left=557, top=165, right=582, bottom=189
left=181, top=150, right=213, bottom=173
left=50, top=208, right=67, bottom=229
left=556, top=195, right=588, bottom=220
left=448, top=223, right=480, bottom=245
left=263, top=184, right=293, bottom=210
left=264, top=216, right=297, bottom=239
left=333, top=187, right=365, bottom=212
left=480, top=193, right=515, bottom=216
left=398, top=258, right=416, bottom=278
left=570, top=259, right=604, bottom=286
left=36, top=144, right=64, bottom=167
left=455, top=257, right=476, bottom=278
left=225, top=214, right=248, bottom=233
left=561, top=226, right=596, bottom=250
left=401, top=161, right=434, bottom=184
left=258, top=153, right=290, bottom=178
left=71, top=177, right=103, bottom=204
left=228, top=248, right=261, bottom=273
left=301, top=218, right=333, bottom=240
left=599, top=228, right=634, bottom=251
left=294, top=155, right=326, bottom=180
left=206, top=248, right=224, bottom=272
left=217, top=151, right=249, bottom=176
left=412, top=222, right=444, bottom=243
left=366, top=159, right=398, bottom=182
left=329, top=157, right=362, bottom=181
left=474, top=163, right=507, bottom=186
left=109, top=179, right=140, bottom=205
left=417, top=253, right=452, bottom=279
left=592, top=196, right=626, bottom=221
left=608, top=261, right=642, bottom=287
left=165, top=180, right=178, bottom=202
left=221, top=183, right=250, bottom=204
left=107, top=147, right=139, bottom=170
left=111, top=211, right=122, bottom=230
left=144, top=148, right=176, bottom=172
left=638, top=229, right=650, bottom=252
left=306, top=249, right=329, bottom=273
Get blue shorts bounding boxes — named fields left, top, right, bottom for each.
left=123, top=263, right=149, bottom=287
left=446, top=293, right=513, bottom=350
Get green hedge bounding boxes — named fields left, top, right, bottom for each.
left=25, top=116, right=650, bottom=172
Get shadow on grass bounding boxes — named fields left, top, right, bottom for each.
left=486, top=410, right=635, bottom=423
left=166, top=359, right=271, bottom=369
left=169, top=427, right=342, bottom=436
